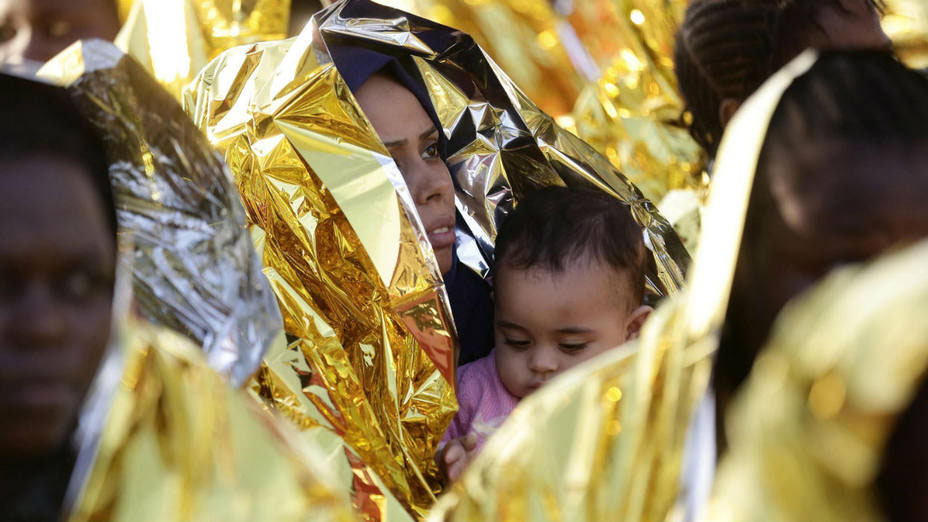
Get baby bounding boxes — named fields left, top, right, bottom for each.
left=440, top=186, right=653, bottom=480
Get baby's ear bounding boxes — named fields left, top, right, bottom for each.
left=625, top=305, right=653, bottom=341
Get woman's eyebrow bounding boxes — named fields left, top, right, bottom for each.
left=382, top=126, right=437, bottom=149
left=419, top=125, right=438, bottom=142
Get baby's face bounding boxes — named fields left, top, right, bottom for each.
left=493, top=260, right=645, bottom=399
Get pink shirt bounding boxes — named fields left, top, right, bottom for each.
left=443, top=350, right=520, bottom=449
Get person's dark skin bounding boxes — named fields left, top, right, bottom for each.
left=717, top=144, right=928, bottom=449
left=0, top=0, right=121, bottom=63
left=0, top=155, right=115, bottom=511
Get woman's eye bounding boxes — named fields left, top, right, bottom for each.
left=422, top=142, right=439, bottom=160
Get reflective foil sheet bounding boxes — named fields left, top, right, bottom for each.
left=378, top=0, right=705, bottom=205
left=565, top=0, right=707, bottom=204
left=114, top=0, right=290, bottom=98
left=884, top=0, right=928, bottom=68
left=33, top=40, right=282, bottom=387
left=429, top=51, right=821, bottom=522
left=66, top=312, right=359, bottom=522
left=707, top=239, right=928, bottom=522
left=314, top=0, right=690, bottom=296
left=185, top=13, right=458, bottom=519
left=376, top=0, right=591, bottom=117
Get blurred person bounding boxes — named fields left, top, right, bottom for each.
left=715, top=50, right=928, bottom=447
left=0, top=71, right=359, bottom=522
left=675, top=0, right=891, bottom=158
left=352, top=62, right=495, bottom=366
left=706, top=236, right=928, bottom=522
left=0, top=0, right=120, bottom=63
left=438, top=186, right=652, bottom=481
left=0, top=75, right=116, bottom=521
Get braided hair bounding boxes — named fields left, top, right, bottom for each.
left=674, top=0, right=886, bottom=157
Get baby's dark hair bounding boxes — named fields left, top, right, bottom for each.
left=674, top=0, right=886, bottom=157
left=716, top=50, right=928, bottom=434
left=494, top=186, right=647, bottom=304
left=0, top=74, right=117, bottom=240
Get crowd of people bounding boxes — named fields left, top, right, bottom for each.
left=1, top=0, right=927, bottom=521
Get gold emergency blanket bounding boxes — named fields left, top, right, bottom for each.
left=186, top=0, right=688, bottom=517
left=311, top=0, right=688, bottom=294
left=428, top=51, right=821, bottom=522
left=566, top=0, right=707, bottom=204
left=383, top=0, right=707, bottom=202
left=65, top=311, right=358, bottom=522
left=184, top=14, right=458, bottom=520
left=706, top=238, right=928, bottom=522
left=114, top=0, right=291, bottom=98
left=35, top=39, right=282, bottom=387
left=378, top=0, right=591, bottom=117
left=884, top=0, right=928, bottom=68
left=380, top=0, right=705, bottom=203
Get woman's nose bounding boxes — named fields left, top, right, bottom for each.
left=410, top=162, right=453, bottom=206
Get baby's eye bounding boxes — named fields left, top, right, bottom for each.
left=421, top=142, right=439, bottom=160
left=559, top=343, right=589, bottom=353
left=503, top=338, right=531, bottom=351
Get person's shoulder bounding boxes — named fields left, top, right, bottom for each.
left=457, top=353, right=495, bottom=382
left=455, top=353, right=497, bottom=398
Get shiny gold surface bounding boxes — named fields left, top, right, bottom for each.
left=114, top=0, right=290, bottom=98
left=885, top=0, right=928, bottom=68
left=185, top=2, right=689, bottom=519
left=706, top=238, right=928, bottom=522
left=428, top=51, right=819, bottom=522
left=185, top=15, right=458, bottom=518
left=378, top=0, right=705, bottom=204
left=66, top=316, right=359, bottom=522
left=566, top=0, right=707, bottom=203
left=312, top=1, right=688, bottom=295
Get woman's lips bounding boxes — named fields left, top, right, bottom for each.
left=427, top=225, right=456, bottom=251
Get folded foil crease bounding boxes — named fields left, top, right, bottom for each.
left=66, top=312, right=360, bottom=522
left=185, top=17, right=458, bottom=518
left=114, top=0, right=291, bottom=99
left=378, top=0, right=706, bottom=208
left=314, top=0, right=690, bottom=297
left=376, top=0, right=592, bottom=117
left=707, top=239, right=928, bottom=522
left=37, top=39, right=282, bottom=388
left=429, top=51, right=822, bottom=522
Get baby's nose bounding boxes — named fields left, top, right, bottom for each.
left=527, top=347, right=559, bottom=374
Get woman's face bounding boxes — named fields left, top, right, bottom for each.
left=355, top=74, right=456, bottom=274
